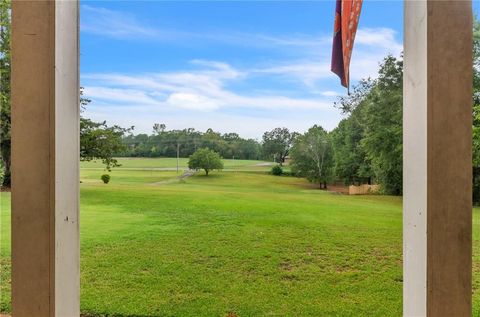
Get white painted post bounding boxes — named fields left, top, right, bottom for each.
left=404, top=0, right=472, bottom=316
left=11, top=1, right=80, bottom=316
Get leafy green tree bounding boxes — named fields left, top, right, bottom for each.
left=80, top=118, right=131, bottom=171
left=331, top=117, right=373, bottom=185
left=331, top=55, right=402, bottom=194
left=0, top=0, right=11, bottom=187
left=331, top=79, right=375, bottom=186
left=262, top=127, right=297, bottom=165
left=80, top=89, right=132, bottom=171
left=361, top=55, right=403, bottom=195
left=290, top=125, right=333, bottom=189
left=201, top=128, right=227, bottom=155
left=334, top=78, right=374, bottom=114
left=188, top=148, right=223, bottom=176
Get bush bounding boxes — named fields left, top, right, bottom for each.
left=271, top=165, right=283, bottom=176
left=101, top=174, right=110, bottom=184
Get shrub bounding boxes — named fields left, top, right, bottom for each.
left=271, top=165, right=283, bottom=176
left=101, top=174, right=110, bottom=184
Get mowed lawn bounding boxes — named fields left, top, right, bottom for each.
left=0, top=158, right=479, bottom=316
left=80, top=157, right=276, bottom=171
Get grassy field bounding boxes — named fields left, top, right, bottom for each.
left=80, top=157, right=276, bottom=171
left=1, top=158, right=479, bottom=316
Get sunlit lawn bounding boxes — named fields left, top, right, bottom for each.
left=1, top=158, right=479, bottom=316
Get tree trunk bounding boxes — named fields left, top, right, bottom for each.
left=1, top=140, right=11, bottom=187
left=205, top=169, right=209, bottom=176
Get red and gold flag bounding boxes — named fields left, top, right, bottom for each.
left=331, top=0, right=363, bottom=89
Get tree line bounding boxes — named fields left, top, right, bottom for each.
left=118, top=125, right=263, bottom=161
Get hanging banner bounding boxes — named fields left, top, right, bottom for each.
left=331, top=0, right=363, bottom=89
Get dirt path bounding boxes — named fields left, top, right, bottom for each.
left=255, top=162, right=274, bottom=166
left=151, top=169, right=197, bottom=185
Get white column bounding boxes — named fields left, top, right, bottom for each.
left=404, top=1, right=472, bottom=316
left=11, top=1, right=80, bottom=316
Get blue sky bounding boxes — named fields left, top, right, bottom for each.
left=80, top=1, right=477, bottom=139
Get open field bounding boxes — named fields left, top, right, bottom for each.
left=1, top=158, right=480, bottom=316
left=80, top=157, right=275, bottom=171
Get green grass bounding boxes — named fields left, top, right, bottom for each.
left=80, top=157, right=275, bottom=171
left=1, top=158, right=479, bottom=316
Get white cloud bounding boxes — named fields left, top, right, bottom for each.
left=81, top=5, right=164, bottom=39
left=166, top=93, right=220, bottom=111
left=320, top=91, right=341, bottom=97
left=356, top=28, right=403, bottom=53
left=85, top=86, right=160, bottom=105
left=83, top=59, right=334, bottom=112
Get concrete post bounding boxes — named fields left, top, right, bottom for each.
left=404, top=1, right=472, bottom=316
left=11, top=1, right=79, bottom=316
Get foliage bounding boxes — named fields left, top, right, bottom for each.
left=334, top=78, right=374, bottom=115
left=120, top=125, right=262, bottom=161
left=331, top=55, right=402, bottom=194
left=361, top=56, right=403, bottom=195
left=100, top=174, right=110, bottom=184
left=188, top=148, right=224, bottom=176
left=262, top=127, right=297, bottom=165
left=330, top=117, right=373, bottom=186
left=332, top=79, right=374, bottom=186
left=270, top=165, right=283, bottom=176
left=80, top=118, right=131, bottom=172
left=0, top=0, right=10, bottom=187
left=290, top=125, right=333, bottom=188
left=80, top=88, right=132, bottom=171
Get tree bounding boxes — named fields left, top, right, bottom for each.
left=331, top=55, right=402, bottom=194
left=334, top=78, right=374, bottom=115
left=262, top=127, right=296, bottom=165
left=361, top=55, right=403, bottom=195
left=0, top=0, right=11, bottom=187
left=188, top=148, right=223, bottom=176
left=80, top=88, right=132, bottom=171
left=153, top=123, right=166, bottom=134
left=331, top=117, right=373, bottom=185
left=290, top=125, right=333, bottom=189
